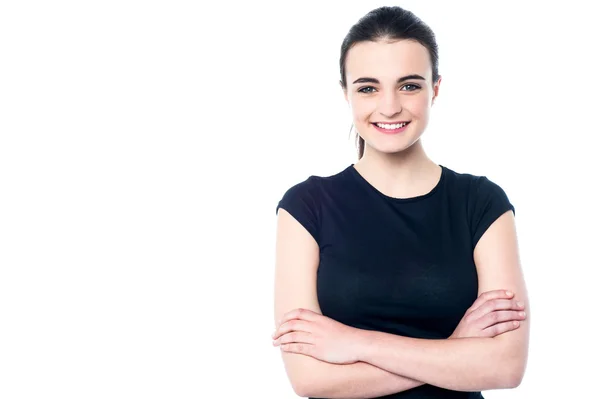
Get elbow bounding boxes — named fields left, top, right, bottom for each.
left=502, top=358, right=526, bottom=389
left=506, top=365, right=525, bottom=389
left=503, top=373, right=523, bottom=389
left=283, top=360, right=319, bottom=397
left=292, top=378, right=317, bottom=398
left=293, top=372, right=327, bottom=398
left=285, top=369, right=309, bottom=397
left=292, top=383, right=308, bottom=398
left=485, top=355, right=525, bottom=389
left=493, top=333, right=528, bottom=389
left=290, top=377, right=309, bottom=398
left=280, top=352, right=330, bottom=397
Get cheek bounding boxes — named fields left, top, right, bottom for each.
left=405, top=96, right=430, bottom=118
left=349, top=98, right=374, bottom=119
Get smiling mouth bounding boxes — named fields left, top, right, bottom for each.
left=372, top=121, right=411, bottom=130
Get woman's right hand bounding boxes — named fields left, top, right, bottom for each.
left=450, top=289, right=527, bottom=339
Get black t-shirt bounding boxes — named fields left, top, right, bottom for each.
left=275, top=164, right=515, bottom=399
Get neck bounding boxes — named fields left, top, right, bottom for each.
left=353, top=139, right=440, bottom=198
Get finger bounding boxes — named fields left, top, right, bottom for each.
left=481, top=320, right=521, bottom=337
left=467, top=299, right=524, bottom=322
left=480, top=310, right=527, bottom=329
left=273, top=319, right=311, bottom=340
left=467, top=290, right=514, bottom=313
left=273, top=331, right=314, bottom=347
left=277, top=308, right=319, bottom=329
left=280, top=343, right=315, bottom=356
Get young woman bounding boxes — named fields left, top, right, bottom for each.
left=272, top=6, right=530, bottom=398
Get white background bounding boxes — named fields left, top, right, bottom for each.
left=1, top=1, right=598, bottom=398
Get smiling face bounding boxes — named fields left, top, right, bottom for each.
left=343, top=39, right=441, bottom=155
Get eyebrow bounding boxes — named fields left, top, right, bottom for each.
left=352, top=74, right=426, bottom=85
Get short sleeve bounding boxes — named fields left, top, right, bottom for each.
left=469, top=176, right=515, bottom=250
left=275, top=176, right=321, bottom=244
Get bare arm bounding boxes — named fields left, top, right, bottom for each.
left=274, top=208, right=425, bottom=398
left=357, top=332, right=513, bottom=391
left=283, top=357, right=424, bottom=399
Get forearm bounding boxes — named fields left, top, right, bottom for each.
left=359, top=332, right=514, bottom=392
left=302, top=359, right=425, bottom=398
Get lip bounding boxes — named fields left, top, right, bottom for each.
left=371, top=121, right=411, bottom=134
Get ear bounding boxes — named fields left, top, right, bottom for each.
left=432, top=75, right=442, bottom=106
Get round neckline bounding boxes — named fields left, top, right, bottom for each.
left=347, top=163, right=446, bottom=203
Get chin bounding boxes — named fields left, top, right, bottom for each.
left=370, top=143, right=411, bottom=154
left=375, top=136, right=423, bottom=153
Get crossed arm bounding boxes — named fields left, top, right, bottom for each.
left=275, top=209, right=529, bottom=397
left=280, top=333, right=519, bottom=398
left=281, top=355, right=424, bottom=398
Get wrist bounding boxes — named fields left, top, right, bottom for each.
left=355, top=328, right=377, bottom=362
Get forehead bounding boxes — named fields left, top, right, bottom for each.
left=346, top=39, right=431, bottom=82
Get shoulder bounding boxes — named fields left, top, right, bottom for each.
left=277, top=166, right=350, bottom=207
left=445, top=166, right=516, bottom=250
left=279, top=175, right=321, bottom=201
left=275, top=166, right=350, bottom=244
left=442, top=165, right=510, bottom=201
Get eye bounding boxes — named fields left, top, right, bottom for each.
left=401, top=84, right=421, bottom=91
left=357, top=86, right=376, bottom=94
left=358, top=84, right=421, bottom=94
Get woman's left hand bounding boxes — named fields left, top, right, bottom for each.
left=272, top=308, right=366, bottom=365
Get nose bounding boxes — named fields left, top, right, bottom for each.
left=378, top=90, right=402, bottom=119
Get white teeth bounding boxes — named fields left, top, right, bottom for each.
left=376, top=122, right=408, bottom=129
